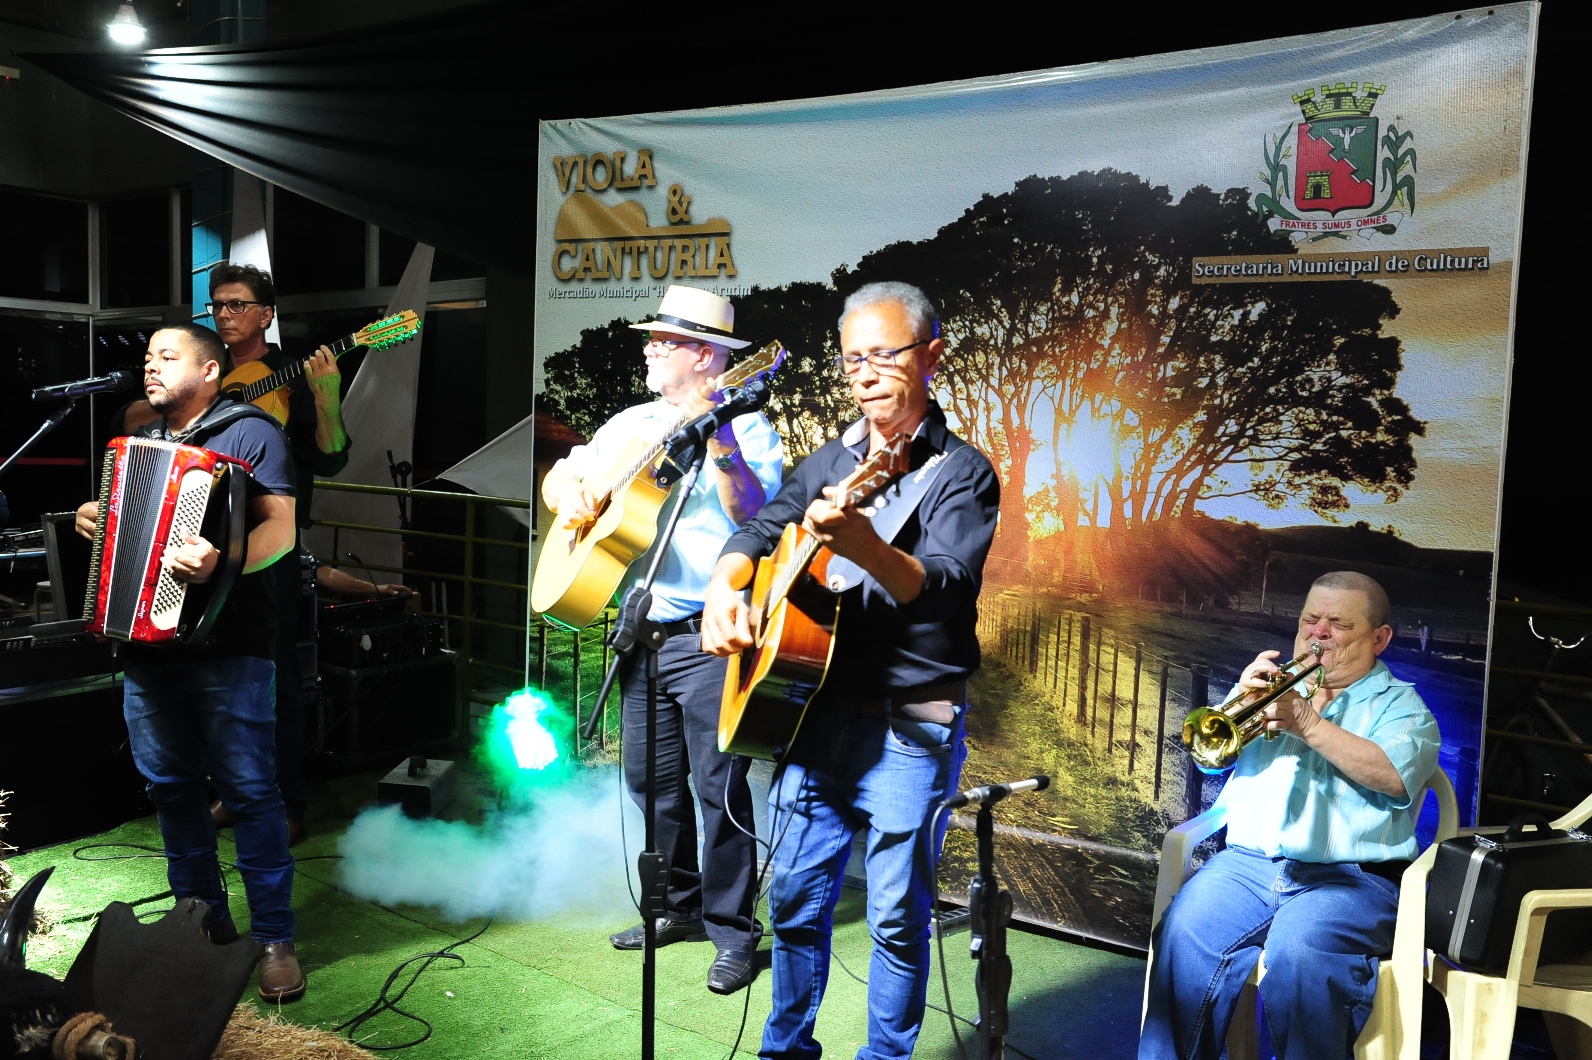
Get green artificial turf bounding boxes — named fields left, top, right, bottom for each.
left=7, top=771, right=1147, bottom=1059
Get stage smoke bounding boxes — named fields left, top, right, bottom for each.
left=338, top=688, right=640, bottom=923
left=337, top=768, right=640, bottom=923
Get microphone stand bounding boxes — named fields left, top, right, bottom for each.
left=580, top=435, right=712, bottom=1060
left=969, top=804, right=1015, bottom=1060
left=0, top=398, right=82, bottom=481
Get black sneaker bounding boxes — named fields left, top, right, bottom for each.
left=609, top=918, right=708, bottom=950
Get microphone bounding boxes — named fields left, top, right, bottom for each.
left=665, top=377, right=771, bottom=457
left=943, top=774, right=1050, bottom=810
left=32, top=370, right=141, bottom=402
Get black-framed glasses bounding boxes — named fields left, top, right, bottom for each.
left=205, top=299, right=268, bottom=317
left=643, top=337, right=705, bottom=353
left=834, top=339, right=929, bottom=375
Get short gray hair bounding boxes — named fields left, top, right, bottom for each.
left=1309, top=571, right=1391, bottom=629
left=838, top=281, right=940, bottom=339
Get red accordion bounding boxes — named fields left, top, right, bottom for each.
left=83, top=437, right=250, bottom=645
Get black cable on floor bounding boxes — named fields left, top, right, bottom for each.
left=331, top=918, right=492, bottom=1051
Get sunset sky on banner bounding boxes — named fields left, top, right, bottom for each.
left=536, top=6, right=1533, bottom=552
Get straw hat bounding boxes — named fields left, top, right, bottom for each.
left=627, top=285, right=750, bottom=349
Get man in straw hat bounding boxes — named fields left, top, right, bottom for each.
left=540, top=285, right=783, bottom=994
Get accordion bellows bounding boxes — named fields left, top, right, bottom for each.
left=84, top=437, right=250, bottom=646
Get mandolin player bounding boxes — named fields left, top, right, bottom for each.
left=539, top=285, right=783, bottom=995
left=205, top=263, right=351, bottom=849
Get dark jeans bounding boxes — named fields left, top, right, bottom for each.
left=123, top=654, right=295, bottom=943
left=273, top=552, right=307, bottom=819
left=620, top=631, right=757, bottom=949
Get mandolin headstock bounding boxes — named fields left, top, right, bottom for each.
left=354, top=310, right=423, bottom=350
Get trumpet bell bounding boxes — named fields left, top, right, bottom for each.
left=1182, top=706, right=1246, bottom=775
left=1179, top=642, right=1325, bottom=775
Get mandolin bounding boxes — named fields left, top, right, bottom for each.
left=219, top=311, right=422, bottom=425
left=530, top=340, right=788, bottom=631
left=717, top=433, right=912, bottom=759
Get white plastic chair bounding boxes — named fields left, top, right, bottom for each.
left=1141, top=767, right=1460, bottom=1060
left=1419, top=790, right=1592, bottom=1060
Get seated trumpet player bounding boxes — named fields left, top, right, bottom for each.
left=1140, top=571, right=1439, bottom=1060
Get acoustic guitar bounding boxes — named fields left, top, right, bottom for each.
left=220, top=311, right=422, bottom=425
left=717, top=434, right=912, bottom=759
left=530, top=341, right=788, bottom=631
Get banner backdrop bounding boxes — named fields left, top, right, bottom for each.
left=535, top=6, right=1536, bottom=948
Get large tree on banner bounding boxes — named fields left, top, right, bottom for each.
left=537, top=319, right=651, bottom=440
left=538, top=286, right=854, bottom=463
left=838, top=170, right=1423, bottom=576
left=731, top=283, right=853, bottom=461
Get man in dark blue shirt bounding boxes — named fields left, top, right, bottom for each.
left=75, top=322, right=306, bottom=1001
left=703, top=281, right=1000, bottom=1059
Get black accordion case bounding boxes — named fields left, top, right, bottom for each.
left=1425, top=813, right=1592, bottom=975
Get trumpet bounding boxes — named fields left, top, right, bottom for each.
left=1181, top=643, right=1324, bottom=775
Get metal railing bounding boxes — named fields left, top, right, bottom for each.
left=310, top=479, right=531, bottom=703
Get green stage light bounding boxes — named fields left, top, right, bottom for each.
left=479, top=688, right=572, bottom=800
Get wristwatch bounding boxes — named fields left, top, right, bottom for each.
left=713, top=448, right=738, bottom=471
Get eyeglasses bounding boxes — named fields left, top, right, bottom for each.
left=205, top=299, right=268, bottom=317
left=834, top=339, right=929, bottom=375
left=643, top=337, right=705, bottom=353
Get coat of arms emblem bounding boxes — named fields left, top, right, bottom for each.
left=1254, top=81, right=1417, bottom=241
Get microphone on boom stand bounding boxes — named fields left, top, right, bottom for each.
left=31, top=370, right=141, bottom=402
left=663, top=377, right=771, bottom=460
left=943, top=774, right=1050, bottom=810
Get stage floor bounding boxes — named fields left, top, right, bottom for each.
left=8, top=767, right=1149, bottom=1059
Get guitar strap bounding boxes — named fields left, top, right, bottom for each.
left=824, top=433, right=971, bottom=595
left=150, top=395, right=284, bottom=448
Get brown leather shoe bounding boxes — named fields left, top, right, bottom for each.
left=258, top=941, right=306, bottom=1001
left=211, top=799, right=234, bottom=827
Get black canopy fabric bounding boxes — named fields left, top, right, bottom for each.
left=21, top=1, right=533, bottom=275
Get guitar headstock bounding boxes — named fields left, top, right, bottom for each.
left=355, top=310, right=423, bottom=351
left=720, top=340, right=787, bottom=389
left=837, top=433, right=912, bottom=508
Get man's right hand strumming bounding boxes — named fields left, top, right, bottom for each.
left=75, top=501, right=99, bottom=540
left=702, top=555, right=755, bottom=656
left=554, top=484, right=599, bottom=531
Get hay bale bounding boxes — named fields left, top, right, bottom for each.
left=211, top=1007, right=378, bottom=1059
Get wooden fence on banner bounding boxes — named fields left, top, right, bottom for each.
left=977, top=594, right=1234, bottom=822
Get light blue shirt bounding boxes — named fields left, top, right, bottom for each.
left=561, top=399, right=783, bottom=622
left=1215, top=659, right=1440, bottom=863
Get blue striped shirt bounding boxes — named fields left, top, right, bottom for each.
left=1215, top=660, right=1440, bottom=863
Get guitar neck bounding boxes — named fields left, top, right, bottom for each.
left=237, top=332, right=360, bottom=402
left=591, top=408, right=691, bottom=500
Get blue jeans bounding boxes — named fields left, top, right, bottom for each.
left=122, top=654, right=295, bottom=944
left=1139, top=845, right=1399, bottom=1060
left=760, top=705, right=967, bottom=1060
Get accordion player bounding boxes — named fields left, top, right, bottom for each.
left=83, top=437, right=251, bottom=646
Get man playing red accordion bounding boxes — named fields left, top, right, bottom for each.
left=74, top=322, right=307, bottom=1001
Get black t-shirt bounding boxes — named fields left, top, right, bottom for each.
left=121, top=398, right=297, bottom=661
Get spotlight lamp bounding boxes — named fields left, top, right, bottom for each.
left=106, top=3, right=147, bottom=46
